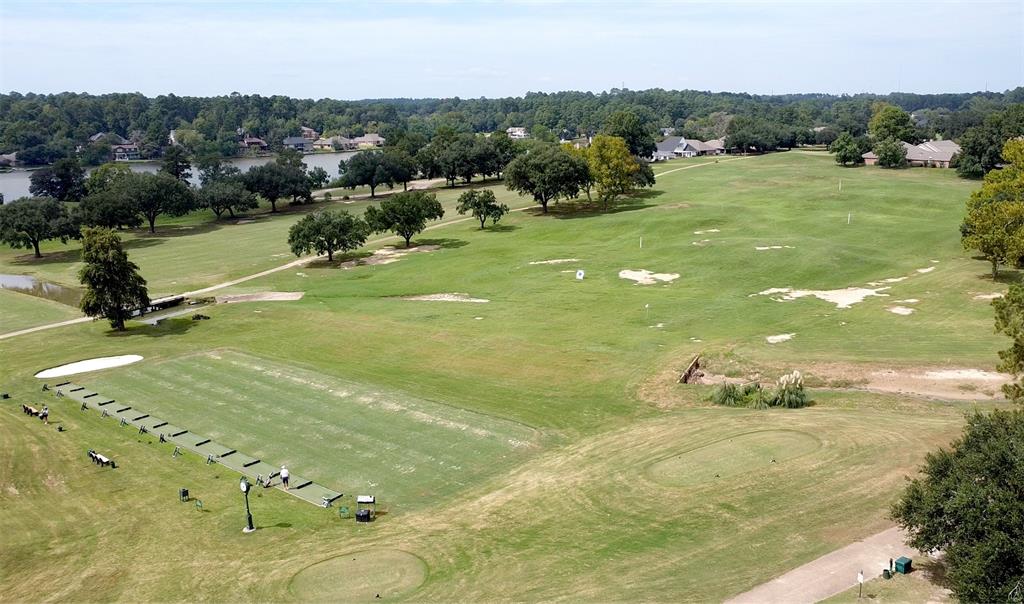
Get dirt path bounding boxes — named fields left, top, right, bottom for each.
left=0, top=157, right=738, bottom=341
left=725, top=527, right=919, bottom=604
left=652, top=154, right=754, bottom=177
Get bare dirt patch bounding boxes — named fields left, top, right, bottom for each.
left=809, top=364, right=1011, bottom=400
left=215, top=292, right=304, bottom=303
left=619, top=269, right=680, bottom=285
left=403, top=293, right=490, bottom=303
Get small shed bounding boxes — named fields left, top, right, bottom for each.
left=894, top=556, right=912, bottom=574
left=356, top=495, right=376, bottom=522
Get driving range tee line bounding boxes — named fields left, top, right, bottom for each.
left=52, top=382, right=342, bottom=508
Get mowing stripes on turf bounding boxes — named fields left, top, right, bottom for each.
left=51, top=382, right=343, bottom=508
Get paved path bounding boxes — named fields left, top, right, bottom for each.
left=0, top=156, right=742, bottom=342
left=726, top=527, right=918, bottom=604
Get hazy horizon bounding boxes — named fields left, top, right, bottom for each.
left=1, top=0, right=1021, bottom=99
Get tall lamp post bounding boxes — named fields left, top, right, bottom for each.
left=240, top=477, right=256, bottom=533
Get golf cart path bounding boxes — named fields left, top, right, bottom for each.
left=0, top=156, right=740, bottom=341
left=726, top=526, right=919, bottom=604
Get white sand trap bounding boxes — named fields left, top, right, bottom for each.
left=766, top=333, right=795, bottom=344
left=216, top=292, right=304, bottom=303
left=693, top=229, right=720, bottom=234
left=364, top=245, right=439, bottom=266
left=691, top=239, right=711, bottom=246
left=754, top=286, right=889, bottom=309
left=619, top=269, right=680, bottom=285
left=866, top=277, right=908, bottom=286
left=404, top=293, right=490, bottom=303
left=973, top=293, right=1004, bottom=300
left=529, top=258, right=580, bottom=265
left=35, top=355, right=143, bottom=378
left=896, top=299, right=920, bottom=304
left=916, top=267, right=936, bottom=274
left=755, top=245, right=795, bottom=251
left=921, top=369, right=1006, bottom=381
left=887, top=306, right=915, bottom=315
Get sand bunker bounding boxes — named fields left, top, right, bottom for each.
left=754, top=286, right=888, bottom=309
left=693, top=229, right=720, bottom=234
left=896, top=299, right=920, bottom=304
left=766, top=333, right=795, bottom=344
left=866, top=277, right=907, bottom=286
left=403, top=293, right=490, bottom=303
left=691, top=239, right=711, bottom=246
left=619, top=269, right=680, bottom=285
left=887, top=306, right=915, bottom=315
left=921, top=369, right=1006, bottom=381
left=755, top=245, right=795, bottom=251
left=362, top=245, right=439, bottom=266
left=529, top=259, right=580, bottom=265
left=916, top=267, right=936, bottom=274
left=973, top=292, right=1004, bottom=300
left=35, top=355, right=143, bottom=378
left=216, top=292, right=304, bottom=303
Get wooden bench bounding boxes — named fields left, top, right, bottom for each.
left=87, top=449, right=116, bottom=468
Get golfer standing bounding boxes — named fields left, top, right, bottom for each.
left=280, top=466, right=290, bottom=490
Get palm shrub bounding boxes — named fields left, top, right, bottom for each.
left=772, top=371, right=808, bottom=408
left=709, top=383, right=744, bottom=407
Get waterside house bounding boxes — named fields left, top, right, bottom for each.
left=283, top=136, right=313, bottom=152
left=111, top=143, right=141, bottom=161
left=506, top=127, right=529, bottom=139
left=352, top=133, right=385, bottom=148
left=862, top=140, right=961, bottom=168
left=313, top=136, right=356, bottom=151
left=240, top=136, right=269, bottom=154
left=300, top=126, right=319, bottom=140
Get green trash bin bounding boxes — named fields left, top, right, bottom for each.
left=894, top=556, right=912, bottom=574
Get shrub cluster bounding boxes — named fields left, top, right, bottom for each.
left=708, top=371, right=808, bottom=409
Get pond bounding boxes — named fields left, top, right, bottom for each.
left=0, top=151, right=357, bottom=201
left=0, top=273, right=82, bottom=306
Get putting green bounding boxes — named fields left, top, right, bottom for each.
left=289, top=549, right=427, bottom=601
left=646, top=429, right=822, bottom=487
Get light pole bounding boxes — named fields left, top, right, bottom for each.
left=240, top=477, right=255, bottom=533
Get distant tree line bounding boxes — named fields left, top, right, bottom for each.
left=3, top=88, right=1021, bottom=167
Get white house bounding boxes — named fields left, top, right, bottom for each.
left=506, top=127, right=529, bottom=139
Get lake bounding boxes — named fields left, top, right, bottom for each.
left=0, top=151, right=357, bottom=201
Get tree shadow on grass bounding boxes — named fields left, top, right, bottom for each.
left=137, top=222, right=224, bottom=239
left=413, top=238, right=468, bottom=249
left=8, top=248, right=82, bottom=266
left=306, top=250, right=375, bottom=270
left=106, top=318, right=200, bottom=338
left=482, top=224, right=520, bottom=233
left=528, top=194, right=658, bottom=220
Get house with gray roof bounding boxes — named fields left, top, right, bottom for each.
left=863, top=139, right=960, bottom=168
left=283, top=136, right=313, bottom=152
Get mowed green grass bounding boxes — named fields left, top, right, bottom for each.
left=0, top=287, right=81, bottom=333
left=0, top=152, right=1007, bottom=601
left=83, top=350, right=543, bottom=511
left=0, top=179, right=524, bottom=299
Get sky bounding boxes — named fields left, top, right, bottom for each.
left=0, top=0, right=1021, bottom=99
